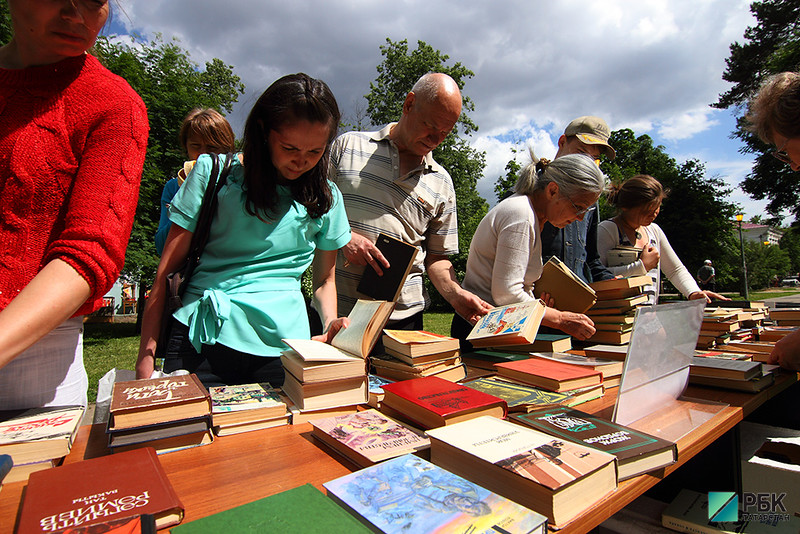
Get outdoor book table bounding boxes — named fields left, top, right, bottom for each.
left=0, top=371, right=796, bottom=534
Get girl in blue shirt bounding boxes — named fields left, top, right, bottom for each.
left=137, top=73, right=351, bottom=387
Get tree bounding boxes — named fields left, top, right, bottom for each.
left=365, top=39, right=488, bottom=310
left=0, top=2, right=11, bottom=45
left=601, top=129, right=740, bottom=289
left=780, top=226, right=800, bottom=275
left=494, top=146, right=524, bottom=202
left=713, top=0, right=800, bottom=222
left=93, top=35, right=244, bottom=296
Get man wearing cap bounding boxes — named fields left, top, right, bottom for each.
left=697, top=260, right=716, bottom=292
left=540, top=116, right=616, bottom=284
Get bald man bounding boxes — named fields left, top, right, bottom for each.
left=329, top=73, right=492, bottom=332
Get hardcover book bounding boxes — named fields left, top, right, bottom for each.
left=283, top=299, right=394, bottom=360
left=109, top=374, right=211, bottom=430
left=356, top=233, right=418, bottom=302
left=107, top=416, right=213, bottom=455
left=324, top=454, right=547, bottom=534
left=50, top=514, right=157, bottom=534
left=1, top=458, right=56, bottom=485
left=689, top=357, right=762, bottom=381
left=310, top=409, right=430, bottom=467
left=533, top=256, right=597, bottom=313
left=604, top=245, right=642, bottom=268
left=0, top=405, right=85, bottom=465
left=590, top=294, right=648, bottom=310
left=281, top=350, right=367, bottom=382
left=382, top=329, right=459, bottom=361
left=486, top=333, right=572, bottom=354
left=209, top=383, right=287, bottom=427
left=370, top=353, right=464, bottom=382
left=688, top=372, right=775, bottom=392
left=171, top=483, right=372, bottom=533
left=466, top=300, right=546, bottom=348
left=426, top=416, right=617, bottom=529
left=529, top=352, right=623, bottom=379
left=17, top=447, right=184, bottom=532
left=589, top=274, right=653, bottom=292
left=513, top=407, right=677, bottom=480
left=583, top=344, right=630, bottom=361
left=768, top=308, right=800, bottom=321
left=462, top=377, right=572, bottom=412
left=281, top=373, right=368, bottom=411
left=494, top=358, right=603, bottom=392
left=380, top=376, right=507, bottom=430
left=585, top=329, right=633, bottom=345
left=460, top=349, right=536, bottom=371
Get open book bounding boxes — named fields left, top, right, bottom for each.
left=283, top=299, right=394, bottom=361
left=533, top=256, right=596, bottom=313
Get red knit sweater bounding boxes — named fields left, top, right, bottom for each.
left=0, top=54, right=149, bottom=316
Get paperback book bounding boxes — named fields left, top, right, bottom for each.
left=324, top=454, right=548, bottom=534
left=209, top=383, right=287, bottom=427
left=466, top=300, right=546, bottom=348
left=513, top=407, right=676, bottom=480
left=427, top=416, right=617, bottom=529
left=310, top=409, right=430, bottom=467
left=0, top=405, right=85, bottom=465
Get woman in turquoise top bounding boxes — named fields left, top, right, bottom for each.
left=136, top=73, right=351, bottom=387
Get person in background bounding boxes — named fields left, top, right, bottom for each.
left=697, top=259, right=716, bottom=292
left=330, top=73, right=492, bottom=333
left=746, top=71, right=800, bottom=371
left=597, top=175, right=727, bottom=305
left=540, top=117, right=615, bottom=284
left=0, top=0, right=148, bottom=409
left=451, top=152, right=605, bottom=350
left=155, top=108, right=236, bottom=255
left=136, top=73, right=350, bottom=388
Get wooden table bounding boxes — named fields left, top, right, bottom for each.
left=1, top=371, right=796, bottom=534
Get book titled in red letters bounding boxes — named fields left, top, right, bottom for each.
left=17, top=447, right=184, bottom=532
left=379, top=376, right=507, bottom=430
left=494, top=358, right=602, bottom=392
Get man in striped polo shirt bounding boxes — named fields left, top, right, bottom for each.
left=329, top=73, right=492, bottom=335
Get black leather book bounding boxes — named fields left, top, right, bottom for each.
left=357, top=233, right=417, bottom=302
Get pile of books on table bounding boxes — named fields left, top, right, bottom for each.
left=768, top=307, right=800, bottom=326
left=370, top=330, right=466, bottom=382
left=106, top=374, right=214, bottom=454
left=690, top=351, right=780, bottom=392
left=697, top=310, right=742, bottom=349
left=492, top=354, right=606, bottom=404
left=209, top=382, right=289, bottom=435
left=756, top=324, right=799, bottom=342
left=0, top=405, right=84, bottom=483
left=585, top=275, right=652, bottom=346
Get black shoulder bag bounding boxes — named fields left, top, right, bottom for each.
left=155, top=153, right=235, bottom=358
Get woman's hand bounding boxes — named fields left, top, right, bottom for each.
left=312, top=317, right=351, bottom=344
left=542, top=307, right=596, bottom=341
left=688, top=290, right=729, bottom=303
left=640, top=244, right=660, bottom=271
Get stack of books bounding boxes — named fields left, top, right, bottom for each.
left=769, top=307, right=800, bottom=326
left=688, top=356, right=776, bottom=392
left=716, top=339, right=775, bottom=361
left=0, top=405, right=84, bottom=483
left=494, top=356, right=605, bottom=398
left=585, top=275, right=652, bottom=345
left=530, top=351, right=624, bottom=388
left=697, top=311, right=741, bottom=349
left=209, top=383, right=288, bottom=436
left=379, top=375, right=507, bottom=430
left=483, top=332, right=573, bottom=354
left=280, top=299, right=393, bottom=418
left=370, top=330, right=465, bottom=382
left=107, top=375, right=213, bottom=454
left=366, top=374, right=393, bottom=408
left=757, top=325, right=799, bottom=342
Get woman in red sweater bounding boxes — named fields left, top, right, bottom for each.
left=0, top=0, right=149, bottom=409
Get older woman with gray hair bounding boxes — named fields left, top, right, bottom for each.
left=451, top=150, right=605, bottom=347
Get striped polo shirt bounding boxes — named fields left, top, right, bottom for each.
left=330, top=124, right=459, bottom=321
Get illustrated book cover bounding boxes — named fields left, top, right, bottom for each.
left=209, top=382, right=287, bottom=426
left=462, top=377, right=572, bottom=412
left=324, top=453, right=548, bottom=534
left=109, top=374, right=211, bottom=430
left=427, top=416, right=617, bottom=529
left=513, top=407, right=676, bottom=480
left=171, top=483, right=373, bottom=533
left=494, top=357, right=603, bottom=392
left=380, top=376, right=507, bottom=430
left=0, top=405, right=85, bottom=465
left=310, top=408, right=430, bottom=467
left=17, top=447, right=184, bottom=532
left=466, top=300, right=546, bottom=348
left=533, top=256, right=597, bottom=313
left=356, top=233, right=418, bottom=302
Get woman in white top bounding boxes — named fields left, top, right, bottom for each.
left=452, top=151, right=605, bottom=348
left=597, top=174, right=726, bottom=304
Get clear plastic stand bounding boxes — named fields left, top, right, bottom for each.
left=613, top=300, right=729, bottom=443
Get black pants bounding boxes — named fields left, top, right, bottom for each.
left=450, top=313, right=475, bottom=353
left=163, top=322, right=285, bottom=389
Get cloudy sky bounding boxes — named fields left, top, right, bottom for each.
left=111, top=0, right=770, bottom=219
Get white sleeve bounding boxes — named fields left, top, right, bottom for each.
left=490, top=207, right=537, bottom=306
left=597, top=220, right=648, bottom=277
left=652, top=224, right=702, bottom=297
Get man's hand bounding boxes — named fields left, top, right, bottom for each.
left=768, top=330, right=800, bottom=371
left=342, top=232, right=389, bottom=275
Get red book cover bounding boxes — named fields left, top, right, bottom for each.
left=494, top=358, right=602, bottom=392
left=380, top=376, right=507, bottom=429
left=17, top=447, right=184, bottom=532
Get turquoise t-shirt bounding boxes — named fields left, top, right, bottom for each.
left=169, top=153, right=351, bottom=356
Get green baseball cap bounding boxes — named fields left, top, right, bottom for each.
left=564, top=116, right=616, bottom=161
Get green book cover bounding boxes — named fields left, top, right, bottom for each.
left=171, top=484, right=372, bottom=533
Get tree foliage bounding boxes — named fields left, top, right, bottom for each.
left=780, top=227, right=800, bottom=275
left=364, top=39, right=488, bottom=310
left=495, top=148, right=523, bottom=202
left=713, top=0, right=800, bottom=222
left=601, top=129, right=740, bottom=288
left=0, top=2, right=11, bottom=46
left=93, top=35, right=244, bottom=288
